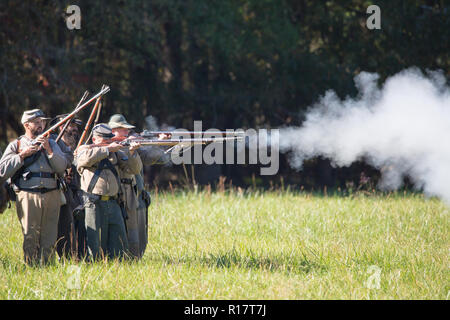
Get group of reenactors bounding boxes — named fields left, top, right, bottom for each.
left=0, top=109, right=167, bottom=266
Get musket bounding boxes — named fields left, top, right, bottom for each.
left=11, top=86, right=109, bottom=186
left=140, top=130, right=244, bottom=138
left=84, top=100, right=103, bottom=145
left=76, top=84, right=107, bottom=150
left=32, top=85, right=110, bottom=146
left=55, top=90, right=89, bottom=143
left=86, top=136, right=243, bottom=149
left=132, top=136, right=242, bottom=146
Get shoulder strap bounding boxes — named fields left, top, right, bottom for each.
left=87, top=155, right=121, bottom=194
left=12, top=135, right=23, bottom=153
left=11, top=137, right=44, bottom=186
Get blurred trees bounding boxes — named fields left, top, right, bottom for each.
left=1, top=0, right=448, bottom=188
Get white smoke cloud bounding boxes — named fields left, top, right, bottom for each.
left=144, top=115, right=175, bottom=131
left=279, top=68, right=450, bottom=202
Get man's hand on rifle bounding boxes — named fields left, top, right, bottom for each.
left=107, top=142, right=122, bottom=153
left=158, top=133, right=171, bottom=140
left=18, top=145, right=39, bottom=162
left=36, top=135, right=53, bottom=155
left=129, top=141, right=141, bottom=155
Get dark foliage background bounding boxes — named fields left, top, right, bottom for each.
left=1, top=0, right=448, bottom=190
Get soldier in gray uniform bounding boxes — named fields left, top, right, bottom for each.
left=109, top=114, right=170, bottom=259
left=135, top=139, right=170, bottom=257
left=75, top=123, right=141, bottom=261
left=108, top=114, right=143, bottom=258
left=0, top=109, right=70, bottom=265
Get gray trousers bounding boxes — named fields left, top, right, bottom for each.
left=56, top=202, right=75, bottom=259
left=84, top=198, right=128, bottom=260
left=137, top=196, right=148, bottom=258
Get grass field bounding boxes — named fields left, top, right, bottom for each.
left=0, top=189, right=448, bottom=300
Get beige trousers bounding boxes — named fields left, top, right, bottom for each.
left=16, top=190, right=62, bottom=265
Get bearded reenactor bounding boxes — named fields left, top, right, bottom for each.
left=0, top=109, right=70, bottom=265
left=75, top=123, right=141, bottom=261
left=108, top=114, right=144, bottom=258
left=49, top=115, right=86, bottom=259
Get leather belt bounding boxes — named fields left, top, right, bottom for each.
left=18, top=187, right=58, bottom=194
left=23, top=172, right=57, bottom=180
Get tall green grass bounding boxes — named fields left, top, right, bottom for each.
left=0, top=190, right=448, bottom=299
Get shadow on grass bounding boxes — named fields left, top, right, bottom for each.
left=150, top=248, right=327, bottom=275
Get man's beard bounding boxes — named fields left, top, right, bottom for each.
left=62, top=130, right=79, bottom=150
left=30, top=127, right=43, bottom=138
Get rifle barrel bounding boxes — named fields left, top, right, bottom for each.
left=87, top=136, right=242, bottom=149
left=55, top=90, right=89, bottom=143
left=137, top=137, right=242, bottom=145
left=38, top=86, right=110, bottom=142
left=142, top=131, right=244, bottom=136
left=76, top=85, right=107, bottom=150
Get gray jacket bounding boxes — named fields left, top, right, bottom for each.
left=0, top=135, right=70, bottom=190
left=136, top=146, right=171, bottom=193
left=137, top=146, right=170, bottom=167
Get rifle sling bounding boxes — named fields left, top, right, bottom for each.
left=12, top=136, right=56, bottom=188
left=87, top=156, right=121, bottom=195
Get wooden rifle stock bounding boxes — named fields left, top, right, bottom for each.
left=76, top=85, right=108, bottom=150
left=32, top=85, right=110, bottom=146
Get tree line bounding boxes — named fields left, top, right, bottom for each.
left=1, top=0, right=448, bottom=189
